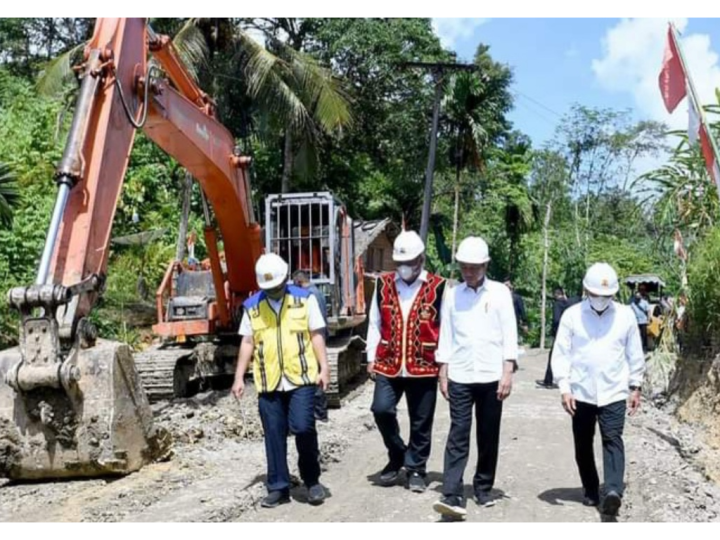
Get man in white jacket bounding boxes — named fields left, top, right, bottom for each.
left=551, top=262, right=645, bottom=517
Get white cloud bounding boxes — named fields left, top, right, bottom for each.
left=432, top=18, right=489, bottom=50
left=592, top=18, right=720, bottom=131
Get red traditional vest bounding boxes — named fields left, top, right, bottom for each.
left=373, top=272, right=446, bottom=377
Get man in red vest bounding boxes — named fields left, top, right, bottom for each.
left=366, top=230, right=447, bottom=493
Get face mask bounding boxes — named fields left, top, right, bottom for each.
left=397, top=265, right=416, bottom=282
left=462, top=266, right=486, bottom=285
left=266, top=285, right=286, bottom=300
left=588, top=295, right=612, bottom=312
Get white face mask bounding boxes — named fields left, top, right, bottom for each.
left=588, top=295, right=612, bottom=312
left=397, top=265, right=416, bottom=282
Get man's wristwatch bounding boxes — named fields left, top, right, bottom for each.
left=629, top=385, right=641, bottom=392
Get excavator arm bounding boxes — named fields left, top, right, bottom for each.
left=0, top=18, right=261, bottom=480
left=44, top=18, right=260, bottom=342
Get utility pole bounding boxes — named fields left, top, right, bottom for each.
left=401, top=62, right=479, bottom=243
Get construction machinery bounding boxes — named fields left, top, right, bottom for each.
left=138, top=191, right=367, bottom=406
left=0, top=18, right=366, bottom=481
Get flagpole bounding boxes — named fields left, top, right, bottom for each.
left=670, top=22, right=720, bottom=171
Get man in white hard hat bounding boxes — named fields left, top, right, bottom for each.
left=366, top=230, right=447, bottom=493
left=432, top=236, right=518, bottom=520
left=232, top=253, right=330, bottom=508
left=551, top=262, right=645, bottom=517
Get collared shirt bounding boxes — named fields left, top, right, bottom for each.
left=365, top=270, right=429, bottom=376
left=551, top=300, right=645, bottom=407
left=435, top=278, right=518, bottom=384
left=239, top=294, right=326, bottom=391
left=630, top=298, right=650, bottom=325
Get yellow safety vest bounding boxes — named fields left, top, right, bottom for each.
left=244, top=286, right=319, bottom=393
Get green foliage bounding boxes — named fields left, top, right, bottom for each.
left=0, top=19, right=692, bottom=353
left=686, top=227, right=720, bottom=343
left=0, top=162, right=19, bottom=228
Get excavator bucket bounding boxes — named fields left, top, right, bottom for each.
left=0, top=340, right=169, bottom=481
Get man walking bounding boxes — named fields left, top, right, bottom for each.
left=551, top=262, right=645, bottom=516
left=630, top=286, right=650, bottom=353
left=537, top=287, right=579, bottom=389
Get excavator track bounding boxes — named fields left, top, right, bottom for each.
left=325, top=335, right=365, bottom=408
left=134, top=347, right=194, bottom=402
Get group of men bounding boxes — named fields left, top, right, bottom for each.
left=231, top=229, right=646, bottom=521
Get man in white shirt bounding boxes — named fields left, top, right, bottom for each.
left=366, top=230, right=447, bottom=493
left=551, top=262, right=645, bottom=517
left=432, top=237, right=517, bottom=521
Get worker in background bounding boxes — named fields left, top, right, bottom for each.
left=293, top=270, right=329, bottom=422
left=537, top=287, right=580, bottom=389
left=629, top=285, right=650, bottom=353
left=504, top=278, right=528, bottom=339
left=232, top=253, right=330, bottom=508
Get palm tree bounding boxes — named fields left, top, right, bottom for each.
left=236, top=20, right=352, bottom=193
left=38, top=18, right=353, bottom=194
left=171, top=18, right=352, bottom=192
left=443, top=71, right=488, bottom=259
left=0, top=162, right=19, bottom=228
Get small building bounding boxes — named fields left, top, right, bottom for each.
left=353, top=219, right=400, bottom=274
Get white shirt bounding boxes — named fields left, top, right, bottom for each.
left=239, top=294, right=326, bottom=391
left=551, top=300, right=645, bottom=407
left=365, top=270, right=429, bottom=377
left=436, top=279, right=518, bottom=384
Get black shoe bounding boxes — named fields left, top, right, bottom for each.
left=474, top=490, right=496, bottom=507
left=307, top=484, right=326, bottom=505
left=433, top=495, right=467, bottom=520
left=583, top=493, right=600, bottom=507
left=601, top=491, right=622, bottom=516
left=406, top=471, right=426, bottom=493
left=261, top=490, right=290, bottom=508
left=378, top=462, right=402, bottom=486
left=535, top=379, right=557, bottom=389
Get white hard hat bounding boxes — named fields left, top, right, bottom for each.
left=583, top=262, right=619, bottom=296
left=456, top=236, right=490, bottom=264
left=255, top=253, right=289, bottom=290
left=393, top=230, right=425, bottom=262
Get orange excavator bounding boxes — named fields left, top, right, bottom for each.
left=0, top=18, right=366, bottom=481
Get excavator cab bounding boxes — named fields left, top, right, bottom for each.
left=265, top=193, right=348, bottom=319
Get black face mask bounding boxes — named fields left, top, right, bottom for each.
left=266, top=285, right=286, bottom=300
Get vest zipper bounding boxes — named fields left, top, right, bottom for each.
left=267, top=295, right=286, bottom=389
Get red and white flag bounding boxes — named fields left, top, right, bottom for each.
left=659, top=24, right=720, bottom=189
left=659, top=26, right=687, bottom=114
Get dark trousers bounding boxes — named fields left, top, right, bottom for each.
left=258, top=384, right=320, bottom=492
left=314, top=387, right=328, bottom=421
left=572, top=399, right=626, bottom=498
left=638, top=324, right=648, bottom=352
left=442, top=380, right=503, bottom=497
left=371, top=374, right=438, bottom=475
left=543, top=341, right=556, bottom=386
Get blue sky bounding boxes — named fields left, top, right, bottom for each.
left=432, top=18, right=720, bottom=154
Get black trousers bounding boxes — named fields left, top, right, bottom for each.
left=258, top=385, right=320, bottom=492
left=572, top=399, right=626, bottom=498
left=638, top=324, right=650, bottom=352
left=371, top=374, right=438, bottom=475
left=442, top=380, right=503, bottom=497
left=543, top=341, right=556, bottom=386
